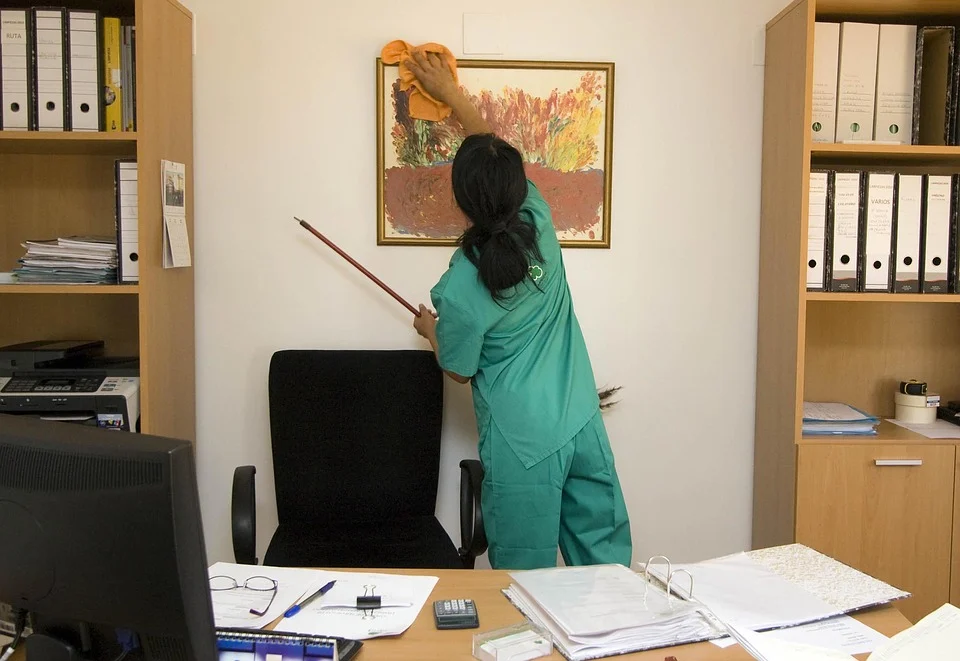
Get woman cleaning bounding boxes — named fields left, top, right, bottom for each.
left=407, top=51, right=632, bottom=570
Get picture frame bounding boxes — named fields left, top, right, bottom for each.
left=376, top=58, right=615, bottom=248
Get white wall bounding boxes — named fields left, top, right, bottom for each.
left=186, top=0, right=787, bottom=567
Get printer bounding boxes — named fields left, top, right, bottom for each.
left=0, top=340, right=140, bottom=432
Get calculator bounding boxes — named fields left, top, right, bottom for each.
left=433, top=599, right=479, bottom=629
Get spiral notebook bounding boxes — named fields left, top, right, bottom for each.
left=502, top=544, right=910, bottom=661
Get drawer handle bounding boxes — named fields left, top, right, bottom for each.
left=874, top=459, right=923, bottom=467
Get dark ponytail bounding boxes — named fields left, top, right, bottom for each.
left=452, top=134, right=543, bottom=299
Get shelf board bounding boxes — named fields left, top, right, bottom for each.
left=810, top=143, right=960, bottom=163
left=0, top=131, right=137, bottom=156
left=807, top=292, right=960, bottom=303
left=799, top=419, right=960, bottom=445
left=0, top=284, right=139, bottom=295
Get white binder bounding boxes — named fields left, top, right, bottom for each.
left=894, top=174, right=923, bottom=293
left=861, top=172, right=895, bottom=291
left=807, top=171, right=830, bottom=290
left=33, top=8, right=66, bottom=131
left=922, top=175, right=953, bottom=293
left=812, top=22, right=840, bottom=143
left=116, top=160, right=139, bottom=283
left=836, top=22, right=879, bottom=142
left=0, top=9, right=32, bottom=131
left=874, top=24, right=916, bottom=144
left=831, top=172, right=863, bottom=292
left=67, top=10, right=100, bottom=131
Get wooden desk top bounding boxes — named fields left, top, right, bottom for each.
left=8, top=568, right=913, bottom=660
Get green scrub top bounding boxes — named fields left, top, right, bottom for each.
left=429, top=179, right=600, bottom=469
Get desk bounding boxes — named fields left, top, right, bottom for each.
left=8, top=569, right=913, bottom=660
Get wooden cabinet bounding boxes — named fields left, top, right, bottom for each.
left=754, top=0, right=960, bottom=625
left=796, top=441, right=956, bottom=623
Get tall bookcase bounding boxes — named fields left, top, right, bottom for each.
left=755, top=0, right=960, bottom=621
left=0, top=0, right=195, bottom=442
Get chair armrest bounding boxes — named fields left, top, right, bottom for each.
left=458, top=459, right=487, bottom=568
left=232, top=465, right=258, bottom=565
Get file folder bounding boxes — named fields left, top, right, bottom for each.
left=894, top=174, right=923, bottom=293
left=836, top=23, right=879, bottom=142
left=922, top=174, right=953, bottom=293
left=115, top=159, right=139, bottom=283
left=875, top=24, right=916, bottom=144
left=32, top=8, right=67, bottom=132
left=0, top=9, right=34, bottom=131
left=812, top=23, right=840, bottom=143
left=102, top=16, right=121, bottom=132
left=831, top=172, right=863, bottom=292
left=914, top=26, right=955, bottom=146
left=67, top=9, right=102, bottom=132
left=860, top=172, right=895, bottom=292
left=807, top=170, right=831, bottom=290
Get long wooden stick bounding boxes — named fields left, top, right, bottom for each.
left=294, top=217, right=420, bottom=317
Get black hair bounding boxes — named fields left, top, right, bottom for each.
left=452, top=133, right=543, bottom=300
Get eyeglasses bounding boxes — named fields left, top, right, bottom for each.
left=209, top=575, right=278, bottom=616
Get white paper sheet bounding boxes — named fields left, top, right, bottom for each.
left=272, top=571, right=438, bottom=640
left=711, top=616, right=888, bottom=655
left=868, top=603, right=960, bottom=661
left=885, top=418, right=960, bottom=439
left=207, top=562, right=328, bottom=630
left=646, top=553, right=842, bottom=632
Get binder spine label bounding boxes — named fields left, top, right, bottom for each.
left=1, top=9, right=33, bottom=131
left=894, top=174, right=923, bottom=293
left=33, top=9, right=66, bottom=131
left=922, top=175, right=952, bottom=293
left=862, top=173, right=896, bottom=292
left=807, top=171, right=830, bottom=290
left=831, top=172, right=863, bottom=291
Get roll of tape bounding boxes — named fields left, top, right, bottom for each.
left=895, top=391, right=940, bottom=408
left=896, top=402, right=937, bottom=424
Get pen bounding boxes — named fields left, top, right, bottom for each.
left=283, top=580, right=337, bottom=618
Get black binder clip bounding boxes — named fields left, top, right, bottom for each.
left=356, top=595, right=381, bottom=610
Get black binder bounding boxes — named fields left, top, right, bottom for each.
left=913, top=26, right=956, bottom=146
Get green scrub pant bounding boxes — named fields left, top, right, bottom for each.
left=478, top=411, right=632, bottom=570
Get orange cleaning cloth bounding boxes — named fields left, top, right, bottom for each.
left=381, top=40, right=459, bottom=122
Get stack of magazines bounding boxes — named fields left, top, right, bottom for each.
left=13, top=236, right=118, bottom=284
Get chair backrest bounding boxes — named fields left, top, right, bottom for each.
left=268, top=349, right=444, bottom=525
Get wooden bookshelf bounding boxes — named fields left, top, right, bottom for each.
left=0, top=0, right=195, bottom=443
left=756, top=0, right=960, bottom=621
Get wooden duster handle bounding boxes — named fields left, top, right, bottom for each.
left=294, top=217, right=420, bottom=317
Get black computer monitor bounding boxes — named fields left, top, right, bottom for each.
left=0, top=414, right=217, bottom=661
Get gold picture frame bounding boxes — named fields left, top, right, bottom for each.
left=376, top=58, right=615, bottom=248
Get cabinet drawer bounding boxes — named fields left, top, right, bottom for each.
left=796, top=444, right=955, bottom=622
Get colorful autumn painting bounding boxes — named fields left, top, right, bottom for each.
left=377, top=60, right=614, bottom=247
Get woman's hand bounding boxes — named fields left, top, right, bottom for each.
left=413, top=304, right=438, bottom=340
left=405, top=51, right=459, bottom=105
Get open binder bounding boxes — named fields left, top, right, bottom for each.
left=502, top=544, right=909, bottom=661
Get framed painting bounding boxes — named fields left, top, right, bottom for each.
left=376, top=59, right=614, bottom=248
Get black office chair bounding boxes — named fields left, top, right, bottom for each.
left=231, top=349, right=487, bottom=569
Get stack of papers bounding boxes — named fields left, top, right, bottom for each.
left=502, top=564, right=723, bottom=660
left=13, top=236, right=118, bottom=284
left=207, top=562, right=438, bottom=641
left=803, top=402, right=879, bottom=435
left=729, top=603, right=960, bottom=661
